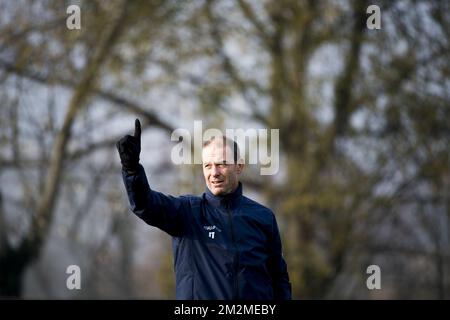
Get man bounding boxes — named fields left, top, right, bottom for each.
left=116, top=119, right=291, bottom=300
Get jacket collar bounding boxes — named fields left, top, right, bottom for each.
left=204, top=182, right=243, bottom=210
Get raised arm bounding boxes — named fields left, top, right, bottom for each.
left=117, top=119, right=189, bottom=236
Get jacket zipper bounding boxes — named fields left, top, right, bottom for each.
left=226, top=202, right=239, bottom=300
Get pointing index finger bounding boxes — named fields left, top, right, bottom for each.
left=134, top=118, right=141, bottom=139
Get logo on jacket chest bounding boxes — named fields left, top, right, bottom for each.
left=203, top=225, right=222, bottom=239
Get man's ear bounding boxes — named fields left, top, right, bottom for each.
left=236, top=160, right=244, bottom=174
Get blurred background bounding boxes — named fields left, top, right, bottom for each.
left=0, top=0, right=449, bottom=299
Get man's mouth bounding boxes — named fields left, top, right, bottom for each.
left=211, top=180, right=224, bottom=187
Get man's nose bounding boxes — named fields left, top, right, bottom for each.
left=211, top=166, right=220, bottom=177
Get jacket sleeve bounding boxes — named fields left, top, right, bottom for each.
left=121, top=164, right=189, bottom=237
left=268, top=213, right=292, bottom=300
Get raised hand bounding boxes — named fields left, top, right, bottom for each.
left=116, top=119, right=141, bottom=173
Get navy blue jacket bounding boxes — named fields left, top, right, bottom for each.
left=122, top=165, right=292, bottom=300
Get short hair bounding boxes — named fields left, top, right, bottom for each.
left=202, top=135, right=240, bottom=163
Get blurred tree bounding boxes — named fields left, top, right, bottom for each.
left=0, top=0, right=180, bottom=297
left=0, top=0, right=131, bottom=297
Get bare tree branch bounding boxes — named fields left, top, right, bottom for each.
left=236, top=0, right=272, bottom=48
left=67, top=161, right=115, bottom=241
left=9, top=88, right=37, bottom=210
left=332, top=0, right=367, bottom=137
left=0, top=60, right=175, bottom=134
left=204, top=0, right=270, bottom=126
left=0, top=16, right=67, bottom=54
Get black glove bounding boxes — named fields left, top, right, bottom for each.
left=116, top=119, right=141, bottom=173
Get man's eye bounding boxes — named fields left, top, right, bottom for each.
left=204, top=164, right=211, bottom=168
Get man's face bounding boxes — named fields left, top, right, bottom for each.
left=202, top=140, right=243, bottom=196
